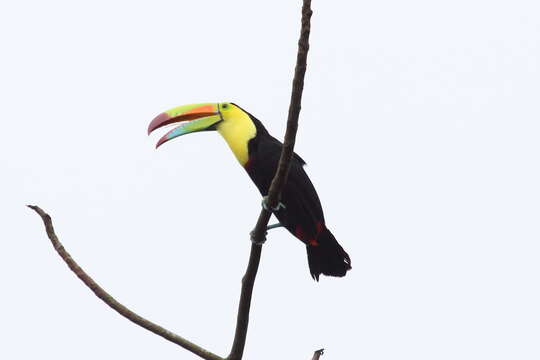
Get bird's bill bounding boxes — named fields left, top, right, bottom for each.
left=147, top=103, right=222, bottom=148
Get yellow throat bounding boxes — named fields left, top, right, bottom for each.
left=216, top=104, right=257, bottom=166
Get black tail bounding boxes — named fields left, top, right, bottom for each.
left=306, top=228, right=351, bottom=281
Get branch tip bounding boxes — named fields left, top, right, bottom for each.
left=312, top=348, right=325, bottom=360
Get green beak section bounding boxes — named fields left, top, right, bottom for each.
left=147, top=103, right=222, bottom=148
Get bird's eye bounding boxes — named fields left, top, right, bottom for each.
left=222, top=103, right=228, bottom=109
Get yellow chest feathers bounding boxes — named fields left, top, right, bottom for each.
left=216, top=106, right=257, bottom=166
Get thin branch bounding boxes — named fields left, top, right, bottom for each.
left=226, top=243, right=262, bottom=360
left=227, top=1, right=313, bottom=360
left=27, top=205, right=223, bottom=360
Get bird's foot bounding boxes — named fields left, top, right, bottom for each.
left=251, top=201, right=284, bottom=245
left=250, top=224, right=282, bottom=245
left=261, top=196, right=286, bottom=212
left=250, top=229, right=267, bottom=245
left=266, top=223, right=283, bottom=231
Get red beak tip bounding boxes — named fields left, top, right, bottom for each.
left=155, top=136, right=168, bottom=149
left=148, top=112, right=172, bottom=135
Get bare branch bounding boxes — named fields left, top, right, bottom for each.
left=27, top=205, right=223, bottom=360
left=227, top=1, right=313, bottom=360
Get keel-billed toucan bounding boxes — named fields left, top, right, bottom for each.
left=148, top=103, right=351, bottom=280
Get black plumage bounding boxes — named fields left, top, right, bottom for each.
left=240, top=108, right=351, bottom=280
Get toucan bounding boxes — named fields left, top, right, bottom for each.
left=148, top=103, right=351, bottom=280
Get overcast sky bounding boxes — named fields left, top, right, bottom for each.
left=1, top=1, right=539, bottom=359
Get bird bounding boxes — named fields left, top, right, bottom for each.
left=148, top=102, right=351, bottom=280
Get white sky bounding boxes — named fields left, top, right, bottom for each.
left=1, top=1, right=539, bottom=359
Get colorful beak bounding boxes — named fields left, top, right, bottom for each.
left=147, top=103, right=222, bottom=148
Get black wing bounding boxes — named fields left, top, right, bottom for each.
left=246, top=135, right=325, bottom=241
